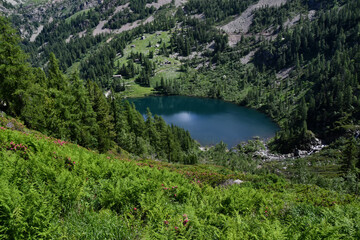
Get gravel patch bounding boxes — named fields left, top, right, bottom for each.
left=192, top=13, right=205, bottom=19
left=220, top=0, right=287, bottom=46
left=146, top=0, right=172, bottom=9
left=30, top=25, right=44, bottom=42
left=114, top=3, right=129, bottom=14
left=65, top=35, right=73, bottom=43
left=221, top=0, right=287, bottom=34
left=93, top=1, right=161, bottom=37
left=93, top=16, right=155, bottom=36
left=93, top=20, right=111, bottom=36
left=284, top=10, right=316, bottom=28
left=240, top=49, right=257, bottom=64
left=276, top=67, right=293, bottom=80
left=113, top=16, right=155, bottom=34
left=146, top=0, right=187, bottom=8
left=3, top=0, right=18, bottom=5
left=78, top=30, right=87, bottom=37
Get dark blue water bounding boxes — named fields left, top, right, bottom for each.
left=130, top=96, right=279, bottom=147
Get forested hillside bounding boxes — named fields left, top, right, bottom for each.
left=0, top=16, right=198, bottom=164
left=165, top=0, right=360, bottom=153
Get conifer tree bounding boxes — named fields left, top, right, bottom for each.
left=145, top=108, right=161, bottom=154
left=21, top=79, right=48, bottom=132
left=48, top=53, right=67, bottom=90
left=298, top=97, right=308, bottom=135
left=0, top=16, right=30, bottom=115
left=87, top=80, right=115, bottom=152
left=342, top=137, right=360, bottom=174
left=69, top=72, right=98, bottom=148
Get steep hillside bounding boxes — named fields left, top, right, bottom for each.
left=1, top=114, right=360, bottom=239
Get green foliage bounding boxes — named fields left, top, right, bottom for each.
left=87, top=80, right=115, bottom=152
left=109, top=98, right=198, bottom=162
left=198, top=140, right=262, bottom=173
left=1, top=21, right=198, bottom=161
left=341, top=137, right=360, bottom=175
left=254, top=0, right=360, bottom=142
left=1, top=125, right=360, bottom=239
left=0, top=16, right=31, bottom=116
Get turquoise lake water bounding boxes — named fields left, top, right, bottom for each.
left=130, top=96, right=279, bottom=147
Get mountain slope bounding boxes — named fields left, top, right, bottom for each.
left=1, top=114, right=360, bottom=239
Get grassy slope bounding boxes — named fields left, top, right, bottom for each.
left=114, top=31, right=181, bottom=98
left=1, top=115, right=360, bottom=239
left=65, top=31, right=181, bottom=98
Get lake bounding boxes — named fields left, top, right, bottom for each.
left=129, top=96, right=279, bottom=147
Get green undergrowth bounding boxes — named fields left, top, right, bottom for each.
left=1, top=117, right=360, bottom=239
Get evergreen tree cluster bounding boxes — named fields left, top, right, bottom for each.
left=0, top=16, right=198, bottom=162
left=248, top=0, right=345, bottom=34
left=22, top=9, right=105, bottom=70
left=169, top=18, right=228, bottom=57
left=21, top=0, right=175, bottom=75
left=80, top=44, right=117, bottom=89
left=255, top=0, right=360, bottom=151
left=249, top=0, right=304, bottom=33
left=129, top=0, right=156, bottom=14
left=110, top=100, right=197, bottom=162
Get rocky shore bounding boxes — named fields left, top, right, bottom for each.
left=255, top=138, right=326, bottom=161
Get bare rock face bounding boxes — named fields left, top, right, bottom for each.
left=221, top=0, right=287, bottom=34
